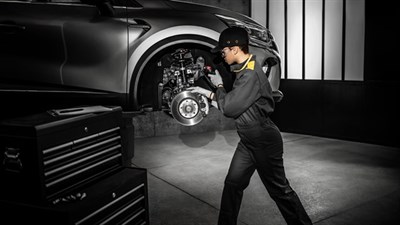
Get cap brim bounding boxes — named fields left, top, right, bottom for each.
left=210, top=46, right=222, bottom=53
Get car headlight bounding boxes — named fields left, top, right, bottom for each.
left=216, top=14, right=273, bottom=49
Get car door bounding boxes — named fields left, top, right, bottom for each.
left=0, top=0, right=66, bottom=85
left=0, top=0, right=134, bottom=94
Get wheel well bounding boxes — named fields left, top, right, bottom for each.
left=129, top=35, right=220, bottom=111
left=138, top=43, right=214, bottom=111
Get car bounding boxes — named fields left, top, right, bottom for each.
left=0, top=0, right=282, bottom=126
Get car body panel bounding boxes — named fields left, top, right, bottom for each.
left=0, top=1, right=66, bottom=85
left=0, top=0, right=282, bottom=116
left=61, top=14, right=129, bottom=93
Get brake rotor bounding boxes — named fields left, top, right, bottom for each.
left=170, top=91, right=209, bottom=126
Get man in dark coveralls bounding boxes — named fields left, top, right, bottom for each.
left=190, top=27, right=312, bottom=225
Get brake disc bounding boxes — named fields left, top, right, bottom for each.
left=170, top=91, right=209, bottom=126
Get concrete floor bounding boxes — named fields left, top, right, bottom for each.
left=131, top=130, right=400, bottom=225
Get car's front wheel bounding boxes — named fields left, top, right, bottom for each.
left=136, top=44, right=230, bottom=126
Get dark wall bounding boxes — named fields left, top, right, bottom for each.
left=364, top=0, right=400, bottom=82
left=271, top=80, right=400, bottom=147
left=271, top=1, right=400, bottom=147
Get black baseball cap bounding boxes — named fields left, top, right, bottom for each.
left=211, top=26, right=249, bottom=53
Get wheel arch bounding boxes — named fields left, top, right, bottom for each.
left=127, top=26, right=219, bottom=110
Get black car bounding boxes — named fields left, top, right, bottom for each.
left=0, top=0, right=282, bottom=125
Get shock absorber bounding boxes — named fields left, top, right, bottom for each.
left=178, top=50, right=187, bottom=85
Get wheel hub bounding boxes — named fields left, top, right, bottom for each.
left=170, top=91, right=209, bottom=126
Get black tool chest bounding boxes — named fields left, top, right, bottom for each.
left=0, top=106, right=149, bottom=224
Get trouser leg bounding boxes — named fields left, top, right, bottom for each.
left=256, top=154, right=312, bottom=225
left=218, top=142, right=255, bottom=225
left=251, top=124, right=312, bottom=225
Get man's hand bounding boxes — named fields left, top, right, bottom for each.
left=208, top=69, right=223, bottom=87
left=187, top=86, right=212, bottom=99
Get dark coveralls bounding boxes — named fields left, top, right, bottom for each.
left=214, top=55, right=312, bottom=225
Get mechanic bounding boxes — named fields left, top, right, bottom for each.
left=189, top=26, right=312, bottom=225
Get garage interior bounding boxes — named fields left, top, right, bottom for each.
left=0, top=0, right=399, bottom=225
left=129, top=1, right=399, bottom=223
